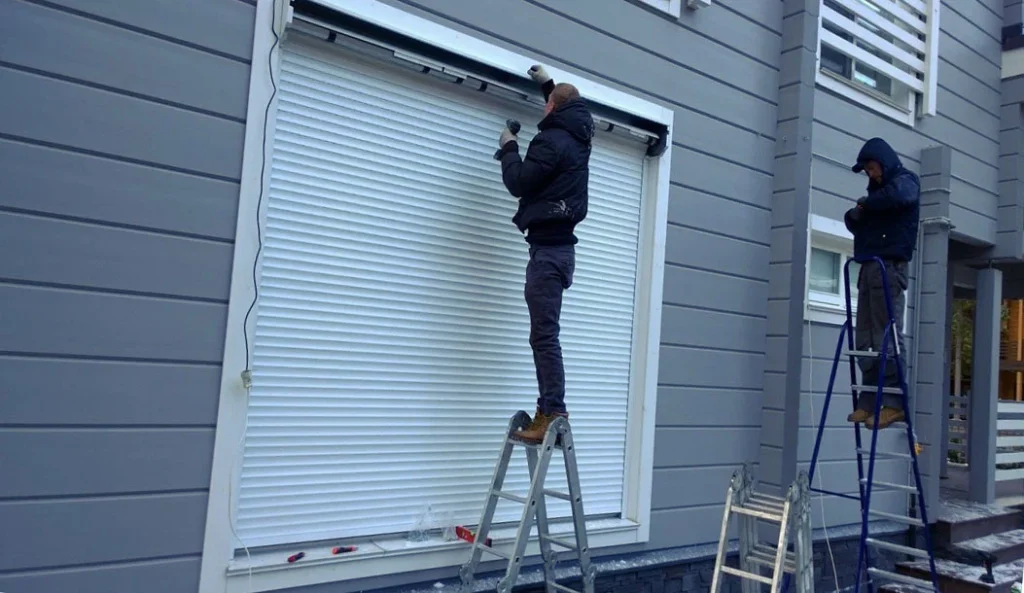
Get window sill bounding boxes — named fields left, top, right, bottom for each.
left=224, top=517, right=641, bottom=593
left=816, top=70, right=916, bottom=127
left=806, top=301, right=855, bottom=326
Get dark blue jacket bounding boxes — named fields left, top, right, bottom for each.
left=844, top=137, right=920, bottom=262
left=498, top=98, right=594, bottom=245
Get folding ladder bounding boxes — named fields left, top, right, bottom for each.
left=459, top=411, right=594, bottom=593
left=710, top=463, right=814, bottom=593
left=802, top=256, right=941, bottom=593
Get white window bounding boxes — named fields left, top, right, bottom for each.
left=198, top=1, right=674, bottom=591
left=805, top=214, right=909, bottom=326
left=635, top=0, right=682, bottom=16
left=815, top=0, right=940, bottom=126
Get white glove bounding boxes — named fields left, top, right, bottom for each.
left=499, top=126, right=518, bottom=148
left=527, top=64, right=551, bottom=85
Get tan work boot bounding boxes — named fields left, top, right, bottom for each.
left=847, top=409, right=872, bottom=424
left=513, top=410, right=569, bottom=443
left=866, top=406, right=905, bottom=430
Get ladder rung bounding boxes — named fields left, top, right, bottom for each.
left=751, top=491, right=787, bottom=503
left=549, top=582, right=580, bottom=593
left=494, top=490, right=527, bottom=504
left=810, top=487, right=861, bottom=502
left=749, top=545, right=796, bottom=572
left=866, top=567, right=935, bottom=588
left=861, top=479, right=918, bottom=493
left=865, top=537, right=931, bottom=559
left=857, top=448, right=913, bottom=460
left=480, top=545, right=512, bottom=560
left=868, top=509, right=924, bottom=527
left=745, top=500, right=785, bottom=515
left=732, top=505, right=784, bottom=522
left=850, top=385, right=903, bottom=394
left=749, top=494, right=786, bottom=509
left=544, top=489, right=572, bottom=501
left=720, top=565, right=772, bottom=585
left=541, top=534, right=578, bottom=550
left=844, top=349, right=894, bottom=358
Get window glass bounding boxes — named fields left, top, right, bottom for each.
left=810, top=248, right=841, bottom=294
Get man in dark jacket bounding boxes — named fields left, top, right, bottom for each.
left=843, top=137, right=920, bottom=430
left=495, top=64, right=594, bottom=442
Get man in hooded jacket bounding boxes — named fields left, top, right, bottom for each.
left=844, top=137, right=920, bottom=430
left=495, top=64, right=595, bottom=442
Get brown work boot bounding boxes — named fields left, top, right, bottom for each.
left=847, top=409, right=872, bottom=424
left=513, top=411, right=568, bottom=443
left=867, top=406, right=905, bottom=430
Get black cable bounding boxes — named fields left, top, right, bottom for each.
left=242, top=4, right=281, bottom=370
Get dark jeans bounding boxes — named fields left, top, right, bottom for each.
left=525, top=244, right=575, bottom=415
left=855, top=259, right=909, bottom=412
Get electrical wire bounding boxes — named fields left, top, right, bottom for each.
left=227, top=2, right=282, bottom=592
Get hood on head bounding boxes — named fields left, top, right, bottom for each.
left=539, top=98, right=595, bottom=143
left=851, top=137, right=902, bottom=183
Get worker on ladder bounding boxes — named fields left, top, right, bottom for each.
left=843, top=137, right=921, bottom=430
left=496, top=65, right=595, bottom=442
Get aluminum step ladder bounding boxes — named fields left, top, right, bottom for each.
left=801, top=256, right=941, bottom=593
left=710, top=463, right=814, bottom=593
left=459, top=411, right=594, bottom=593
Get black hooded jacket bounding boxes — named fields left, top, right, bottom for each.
left=844, top=137, right=920, bottom=263
left=498, top=98, right=595, bottom=245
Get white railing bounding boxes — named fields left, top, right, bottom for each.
left=997, top=401, right=1024, bottom=483
left=820, top=0, right=941, bottom=116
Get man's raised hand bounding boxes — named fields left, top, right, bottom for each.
left=528, top=64, right=551, bottom=85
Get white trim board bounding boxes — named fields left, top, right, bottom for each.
left=197, top=0, right=673, bottom=591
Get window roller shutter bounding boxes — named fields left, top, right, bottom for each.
left=235, top=39, right=646, bottom=548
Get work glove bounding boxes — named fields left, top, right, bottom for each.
left=499, top=126, right=518, bottom=149
left=527, top=64, right=551, bottom=85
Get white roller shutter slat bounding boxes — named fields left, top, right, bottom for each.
left=236, top=40, right=646, bottom=548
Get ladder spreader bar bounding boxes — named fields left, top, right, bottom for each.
left=809, top=487, right=860, bottom=502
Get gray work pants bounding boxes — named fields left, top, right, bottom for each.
left=855, top=259, right=909, bottom=412
left=525, top=244, right=575, bottom=415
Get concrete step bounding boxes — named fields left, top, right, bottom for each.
left=934, top=500, right=1023, bottom=547
left=896, top=557, right=1024, bottom=593
left=940, top=529, right=1024, bottom=566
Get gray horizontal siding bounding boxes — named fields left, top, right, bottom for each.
left=811, top=0, right=1002, bottom=246
left=380, top=0, right=781, bottom=555
left=0, top=1, right=253, bottom=592
left=998, top=79, right=1024, bottom=259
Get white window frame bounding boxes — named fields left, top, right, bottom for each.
left=197, top=1, right=674, bottom=591
left=636, top=0, right=683, bottom=16
left=814, top=0, right=941, bottom=127
left=805, top=214, right=909, bottom=327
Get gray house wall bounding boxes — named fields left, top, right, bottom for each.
left=0, top=0, right=254, bottom=591
left=795, top=0, right=1004, bottom=526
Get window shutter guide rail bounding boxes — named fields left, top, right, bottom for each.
left=288, top=1, right=668, bottom=150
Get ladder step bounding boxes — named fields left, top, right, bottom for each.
left=744, top=500, right=786, bottom=515
left=868, top=509, right=924, bottom=527
left=866, top=567, right=935, bottom=589
left=750, top=544, right=796, bottom=572
left=549, top=582, right=580, bottom=593
left=543, top=489, right=573, bottom=501
left=720, top=565, right=772, bottom=585
left=851, top=385, right=903, bottom=394
left=857, top=448, right=913, bottom=460
left=732, top=505, right=784, bottom=523
left=861, top=479, right=918, bottom=493
left=480, top=545, right=512, bottom=560
left=865, top=537, right=931, bottom=559
left=749, top=494, right=786, bottom=509
left=844, top=349, right=895, bottom=358
left=494, top=490, right=527, bottom=504
left=541, top=534, right=578, bottom=550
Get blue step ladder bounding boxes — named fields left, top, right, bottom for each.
left=791, top=256, right=941, bottom=593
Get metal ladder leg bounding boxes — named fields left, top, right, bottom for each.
left=556, top=420, right=595, bottom=593
left=709, top=467, right=742, bottom=593
left=459, top=412, right=532, bottom=593
left=525, top=445, right=558, bottom=593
